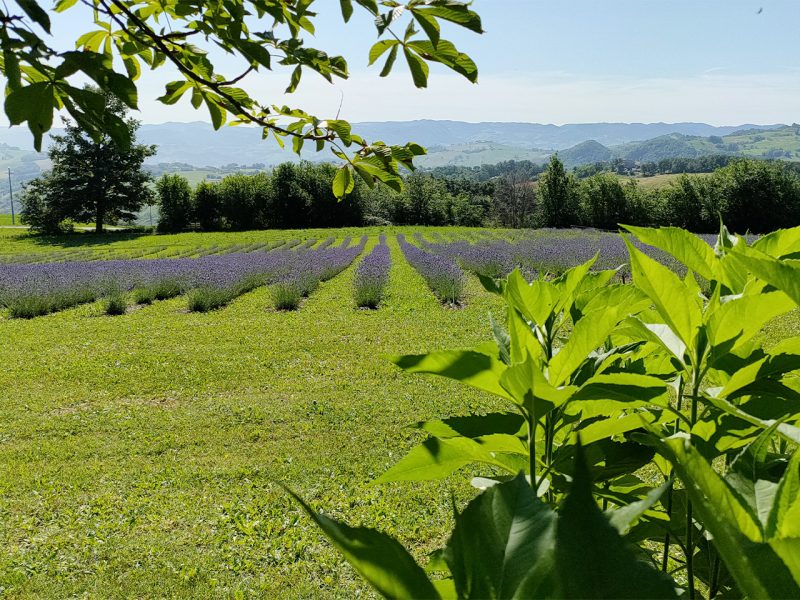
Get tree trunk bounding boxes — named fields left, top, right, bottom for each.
left=96, top=199, right=104, bottom=233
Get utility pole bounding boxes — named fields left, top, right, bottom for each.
left=7, top=168, right=14, bottom=225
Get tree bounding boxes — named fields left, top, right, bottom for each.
left=20, top=90, right=155, bottom=233
left=580, top=172, right=631, bottom=230
left=539, top=154, right=580, bottom=228
left=716, top=159, right=800, bottom=233
left=156, top=174, right=194, bottom=232
left=493, top=172, right=536, bottom=228
left=0, top=1, right=483, bottom=199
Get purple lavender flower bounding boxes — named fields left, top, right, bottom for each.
left=353, top=235, right=391, bottom=308
left=398, top=234, right=465, bottom=304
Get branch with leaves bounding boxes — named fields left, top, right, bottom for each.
left=0, top=0, right=483, bottom=197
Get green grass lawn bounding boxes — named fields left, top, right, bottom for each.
left=0, top=231, right=508, bottom=597
left=0, top=214, right=22, bottom=226
left=1, top=227, right=797, bottom=598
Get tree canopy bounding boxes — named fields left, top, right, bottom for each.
left=0, top=0, right=483, bottom=197
left=19, top=90, right=155, bottom=233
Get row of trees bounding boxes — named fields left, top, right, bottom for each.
left=155, top=155, right=800, bottom=234
left=537, top=156, right=800, bottom=233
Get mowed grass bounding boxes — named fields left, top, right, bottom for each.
left=1, top=226, right=798, bottom=598
left=0, top=232, right=506, bottom=597
left=0, top=214, right=22, bottom=226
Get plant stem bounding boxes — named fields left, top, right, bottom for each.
left=686, top=376, right=701, bottom=600
left=662, top=378, right=684, bottom=573
left=660, top=482, right=674, bottom=572
left=709, top=550, right=721, bottom=598
left=527, top=412, right=536, bottom=491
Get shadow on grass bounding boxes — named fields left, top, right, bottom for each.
left=24, top=229, right=153, bottom=249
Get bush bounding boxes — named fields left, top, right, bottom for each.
left=132, top=280, right=184, bottom=304
left=103, top=293, right=127, bottom=315
left=186, top=287, right=232, bottom=312
left=271, top=281, right=303, bottom=310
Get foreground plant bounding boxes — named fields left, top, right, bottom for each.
left=291, top=223, right=800, bottom=598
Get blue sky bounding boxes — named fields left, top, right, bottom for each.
left=19, top=1, right=800, bottom=124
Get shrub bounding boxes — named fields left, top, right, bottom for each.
left=271, top=281, right=302, bottom=311
left=103, top=293, right=127, bottom=316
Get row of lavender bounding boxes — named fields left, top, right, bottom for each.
left=0, top=237, right=324, bottom=266
left=353, top=235, right=391, bottom=308
left=398, top=234, right=465, bottom=304
left=413, top=229, right=715, bottom=280
left=0, top=237, right=364, bottom=318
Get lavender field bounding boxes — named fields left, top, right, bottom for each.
left=1, top=226, right=775, bottom=598
left=0, top=227, right=712, bottom=320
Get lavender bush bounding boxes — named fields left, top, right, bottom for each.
left=353, top=235, right=390, bottom=308
left=398, top=234, right=465, bottom=304
left=271, top=238, right=366, bottom=311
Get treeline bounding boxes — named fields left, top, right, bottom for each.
left=156, top=157, right=800, bottom=234
left=534, top=156, right=800, bottom=233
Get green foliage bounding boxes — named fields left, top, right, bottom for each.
left=103, top=292, right=127, bottom=316
left=156, top=174, right=193, bottom=233
left=18, top=89, right=155, bottom=233
left=293, top=222, right=800, bottom=598
left=0, top=0, right=483, bottom=197
left=539, top=155, right=581, bottom=228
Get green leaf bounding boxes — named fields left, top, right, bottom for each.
left=332, top=166, right=354, bottom=199
left=655, top=434, right=800, bottom=597
left=390, top=346, right=512, bottom=402
left=340, top=0, right=353, bottom=22
left=623, top=234, right=703, bottom=352
left=503, top=269, right=556, bottom=326
left=752, top=226, right=800, bottom=259
left=204, top=95, right=226, bottom=129
left=707, top=291, right=796, bottom=352
left=416, top=412, right=525, bottom=440
left=379, top=44, right=399, bottom=77
left=548, top=308, right=621, bottom=387
left=287, top=488, right=440, bottom=599
left=729, top=244, right=800, bottom=306
left=623, top=225, right=716, bottom=281
left=412, top=10, right=440, bottom=45
left=374, top=434, right=526, bottom=483
left=157, top=80, right=192, bottom=105
left=500, top=352, right=570, bottom=417
left=555, top=444, right=679, bottom=598
left=4, top=82, right=54, bottom=151
left=368, top=40, right=399, bottom=65
left=445, top=473, right=558, bottom=599
left=403, top=47, right=429, bottom=88
left=55, top=0, right=78, bottom=11
left=606, top=479, right=672, bottom=535
left=415, top=4, right=483, bottom=33
left=285, top=65, right=302, bottom=93
left=489, top=313, right=511, bottom=365
left=768, top=447, right=800, bottom=538
left=15, top=0, right=51, bottom=32
left=406, top=39, right=478, bottom=83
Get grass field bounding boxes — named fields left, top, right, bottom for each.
left=0, top=228, right=510, bottom=597
left=1, top=226, right=797, bottom=597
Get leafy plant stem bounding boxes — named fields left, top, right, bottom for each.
left=709, top=551, right=721, bottom=599
left=662, top=378, right=685, bottom=572
left=527, top=412, right=536, bottom=490
left=685, top=374, right=702, bottom=600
